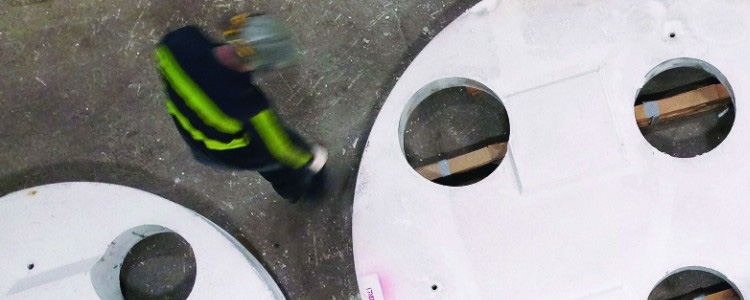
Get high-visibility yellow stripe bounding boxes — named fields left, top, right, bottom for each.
left=250, top=110, right=313, bottom=169
left=156, top=46, right=244, bottom=135
left=167, top=100, right=250, bottom=151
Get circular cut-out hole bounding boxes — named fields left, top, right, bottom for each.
left=431, top=284, right=439, bottom=291
left=27, top=263, right=34, bottom=270
left=648, top=269, right=742, bottom=300
left=669, top=32, right=676, bottom=38
left=635, top=59, right=735, bottom=158
left=120, top=232, right=197, bottom=300
left=403, top=84, right=510, bottom=186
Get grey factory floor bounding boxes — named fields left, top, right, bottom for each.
left=0, top=1, right=739, bottom=299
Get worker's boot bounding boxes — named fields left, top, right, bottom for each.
left=290, top=145, right=328, bottom=203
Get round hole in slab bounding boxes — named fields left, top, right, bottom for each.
left=120, top=232, right=196, bottom=300
left=669, top=32, right=676, bottom=38
left=431, top=284, right=439, bottom=291
left=635, top=58, right=735, bottom=158
left=401, top=79, right=510, bottom=186
left=27, top=263, right=34, bottom=270
left=648, top=268, right=742, bottom=300
left=90, top=225, right=196, bottom=300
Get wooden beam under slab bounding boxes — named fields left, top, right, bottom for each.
left=416, top=143, right=507, bottom=181
left=707, top=288, right=740, bottom=300
left=635, top=83, right=731, bottom=128
left=417, top=83, right=732, bottom=181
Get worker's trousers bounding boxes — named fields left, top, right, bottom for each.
left=180, top=126, right=317, bottom=200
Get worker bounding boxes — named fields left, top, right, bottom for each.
left=155, top=14, right=328, bottom=202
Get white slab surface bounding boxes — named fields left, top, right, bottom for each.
left=353, top=0, right=750, bottom=298
left=0, top=183, right=285, bottom=300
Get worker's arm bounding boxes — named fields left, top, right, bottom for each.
left=249, top=110, right=313, bottom=170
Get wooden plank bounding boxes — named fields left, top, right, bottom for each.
left=707, top=289, right=740, bottom=300
left=635, top=83, right=731, bottom=127
left=416, top=143, right=507, bottom=181
left=417, top=84, right=731, bottom=181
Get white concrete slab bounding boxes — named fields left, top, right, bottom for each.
left=353, top=0, right=750, bottom=298
left=0, top=183, right=285, bottom=300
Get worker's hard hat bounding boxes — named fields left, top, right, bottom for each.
left=223, top=14, right=302, bottom=71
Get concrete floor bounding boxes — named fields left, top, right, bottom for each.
left=0, top=0, right=479, bottom=299
left=0, top=0, right=738, bottom=299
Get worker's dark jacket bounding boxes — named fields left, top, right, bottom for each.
left=156, top=26, right=312, bottom=170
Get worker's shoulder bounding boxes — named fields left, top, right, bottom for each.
left=157, top=26, right=218, bottom=68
